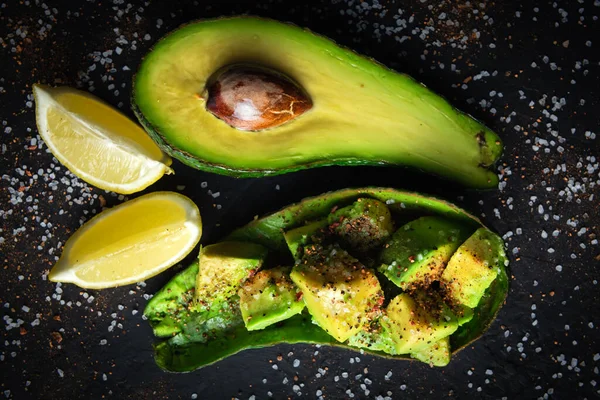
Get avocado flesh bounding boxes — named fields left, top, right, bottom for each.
left=346, top=317, right=395, bottom=354
left=133, top=17, right=502, bottom=188
left=195, top=241, right=268, bottom=309
left=290, top=246, right=383, bottom=342
left=284, top=198, right=394, bottom=260
left=238, top=267, right=305, bottom=330
left=382, top=292, right=458, bottom=354
left=411, top=337, right=451, bottom=367
left=456, top=306, right=475, bottom=326
left=379, top=216, right=472, bottom=290
left=284, top=219, right=330, bottom=261
left=328, top=198, right=394, bottom=252
left=441, top=228, right=503, bottom=308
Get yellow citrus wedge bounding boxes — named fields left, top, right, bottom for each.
left=48, top=192, right=202, bottom=289
left=33, top=84, right=173, bottom=194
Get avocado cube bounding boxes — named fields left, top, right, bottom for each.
left=378, top=216, right=471, bottom=290
left=456, top=305, right=474, bottom=326
left=381, top=292, right=458, bottom=354
left=284, top=219, right=330, bottom=261
left=195, top=241, right=268, bottom=309
left=328, top=198, right=394, bottom=252
left=290, top=246, right=383, bottom=342
left=347, top=318, right=395, bottom=354
left=441, top=228, right=503, bottom=308
left=238, top=267, right=305, bottom=331
left=410, top=336, right=451, bottom=367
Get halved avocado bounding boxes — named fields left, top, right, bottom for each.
left=133, top=17, right=502, bottom=188
left=145, top=188, right=509, bottom=372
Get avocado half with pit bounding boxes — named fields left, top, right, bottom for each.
left=132, top=16, right=503, bottom=188
left=144, top=188, right=509, bottom=372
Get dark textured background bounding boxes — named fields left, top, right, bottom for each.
left=1, top=0, right=599, bottom=399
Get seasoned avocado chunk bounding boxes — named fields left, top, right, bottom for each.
left=238, top=267, right=305, bottom=331
left=347, top=318, right=395, bottom=354
left=290, top=246, right=383, bottom=342
left=378, top=216, right=471, bottom=290
left=441, top=228, right=503, bottom=308
left=328, top=198, right=394, bottom=252
left=381, top=292, right=458, bottom=354
left=456, top=306, right=474, bottom=326
left=284, top=220, right=330, bottom=261
left=195, top=241, right=268, bottom=309
left=133, top=17, right=503, bottom=188
left=410, top=337, right=451, bottom=367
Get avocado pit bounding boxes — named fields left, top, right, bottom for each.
left=205, top=64, right=312, bottom=131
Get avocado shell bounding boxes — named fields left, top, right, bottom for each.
left=145, top=188, right=509, bottom=372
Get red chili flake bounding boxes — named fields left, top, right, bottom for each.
left=296, top=291, right=303, bottom=301
left=408, top=255, right=415, bottom=263
left=51, top=332, right=63, bottom=344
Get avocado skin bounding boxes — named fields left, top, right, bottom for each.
left=132, top=16, right=503, bottom=188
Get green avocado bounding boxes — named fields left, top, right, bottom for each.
left=283, top=219, right=330, bottom=261
left=381, top=291, right=458, bottom=354
left=290, top=245, right=383, bottom=342
left=441, top=228, right=504, bottom=308
left=346, top=317, right=395, bottom=354
left=328, top=198, right=394, bottom=253
left=456, top=306, right=475, bottom=326
left=238, top=267, right=305, bottom=330
left=133, top=17, right=503, bottom=188
left=378, top=216, right=472, bottom=290
left=283, top=198, right=394, bottom=260
left=195, top=241, right=268, bottom=309
left=144, top=188, right=509, bottom=372
left=410, top=337, right=451, bottom=367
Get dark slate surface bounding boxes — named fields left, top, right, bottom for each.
left=1, top=0, right=599, bottom=399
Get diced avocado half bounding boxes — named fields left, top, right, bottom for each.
left=133, top=17, right=502, bottom=188
left=145, top=188, right=509, bottom=372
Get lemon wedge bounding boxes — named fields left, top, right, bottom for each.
left=33, top=84, right=172, bottom=194
left=49, top=192, right=202, bottom=289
